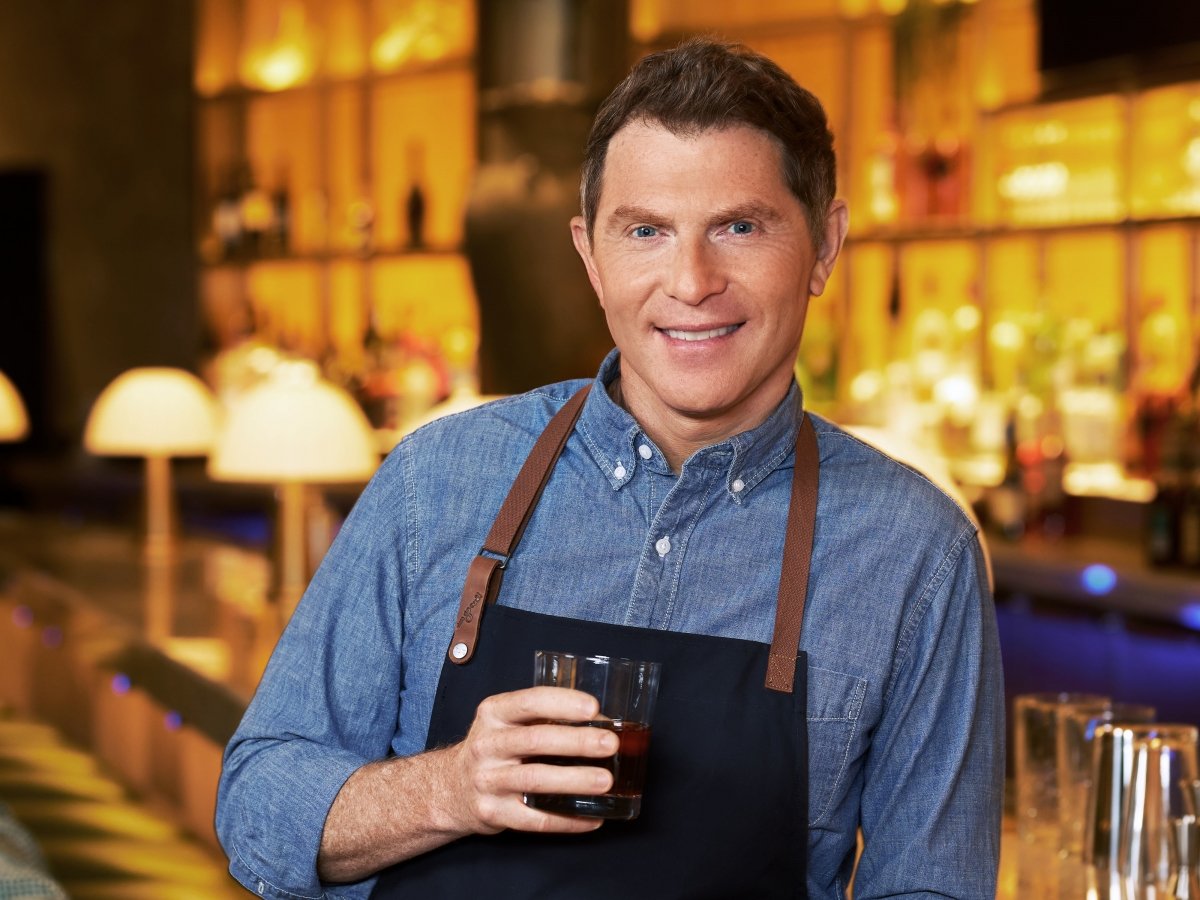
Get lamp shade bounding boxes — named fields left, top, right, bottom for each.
left=85, top=368, right=218, bottom=456
left=0, top=371, right=29, bottom=441
left=209, top=362, right=378, bottom=483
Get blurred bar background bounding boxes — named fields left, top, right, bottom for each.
left=0, top=1, right=1198, bottom=895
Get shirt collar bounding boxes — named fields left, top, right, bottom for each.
left=575, top=348, right=805, bottom=503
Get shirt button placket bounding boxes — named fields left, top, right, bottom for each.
left=655, top=535, right=671, bottom=557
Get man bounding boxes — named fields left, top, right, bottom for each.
left=216, top=39, right=1003, bottom=899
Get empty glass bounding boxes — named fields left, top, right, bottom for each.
left=1060, top=703, right=1157, bottom=858
left=1014, top=692, right=1109, bottom=897
left=1057, top=703, right=1156, bottom=899
left=1118, top=725, right=1199, bottom=898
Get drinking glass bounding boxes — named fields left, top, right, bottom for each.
left=1014, top=692, right=1109, bottom=897
left=1059, top=703, right=1157, bottom=860
left=523, top=650, right=661, bottom=820
left=1118, top=725, right=1199, bottom=898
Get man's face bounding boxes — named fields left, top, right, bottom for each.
left=571, top=120, right=847, bottom=446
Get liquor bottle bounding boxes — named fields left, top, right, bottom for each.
left=1146, top=407, right=1184, bottom=567
left=212, top=168, right=244, bottom=261
left=1179, top=412, right=1200, bottom=570
left=405, top=141, right=427, bottom=250
left=987, top=415, right=1027, bottom=542
left=238, top=166, right=274, bottom=259
left=406, top=182, right=426, bottom=250
left=357, top=314, right=399, bottom=430
left=347, top=197, right=375, bottom=258
left=268, top=169, right=291, bottom=256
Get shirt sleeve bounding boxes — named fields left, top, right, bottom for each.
left=851, top=527, right=1005, bottom=900
left=215, top=449, right=412, bottom=900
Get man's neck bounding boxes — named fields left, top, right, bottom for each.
left=606, top=374, right=791, bottom=473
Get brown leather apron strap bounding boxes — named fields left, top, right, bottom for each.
left=447, top=386, right=591, bottom=665
left=447, top=385, right=821, bottom=695
left=765, top=414, right=820, bottom=693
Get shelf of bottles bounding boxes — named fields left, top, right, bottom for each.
left=632, top=0, right=1200, bottom=568
left=194, top=0, right=479, bottom=433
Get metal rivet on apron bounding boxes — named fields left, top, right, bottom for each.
left=638, top=444, right=652, bottom=460
left=614, top=464, right=626, bottom=479
left=655, top=536, right=671, bottom=557
left=732, top=478, right=745, bottom=493
left=451, top=642, right=468, bottom=660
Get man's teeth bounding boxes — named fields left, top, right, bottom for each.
left=662, top=325, right=738, bottom=341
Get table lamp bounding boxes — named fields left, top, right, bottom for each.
left=208, top=360, right=378, bottom=616
left=0, top=371, right=30, bottom=442
left=84, top=368, right=219, bottom=562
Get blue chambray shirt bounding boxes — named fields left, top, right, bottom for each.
left=216, top=349, right=1004, bottom=900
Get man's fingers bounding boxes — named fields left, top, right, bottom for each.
left=484, top=796, right=607, bottom=835
left=478, top=686, right=600, bottom=726
left=478, top=720, right=619, bottom=762
left=476, top=760, right=613, bottom=799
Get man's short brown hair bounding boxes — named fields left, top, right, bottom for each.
left=580, top=38, right=837, bottom=246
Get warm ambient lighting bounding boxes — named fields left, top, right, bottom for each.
left=0, top=371, right=30, bottom=442
left=208, top=361, right=378, bottom=616
left=85, top=368, right=219, bottom=561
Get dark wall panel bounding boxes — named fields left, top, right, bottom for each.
left=0, top=1, right=197, bottom=448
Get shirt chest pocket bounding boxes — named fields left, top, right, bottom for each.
left=806, top=665, right=867, bottom=828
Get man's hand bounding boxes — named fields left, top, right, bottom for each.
left=442, top=685, right=619, bottom=835
left=317, top=686, right=618, bottom=883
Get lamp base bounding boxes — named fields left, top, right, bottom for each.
left=143, top=454, right=176, bottom=564
left=274, top=481, right=310, bottom=619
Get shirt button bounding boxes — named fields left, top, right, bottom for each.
left=655, top=536, right=671, bottom=557
left=613, top=464, right=626, bottom=480
left=732, top=478, right=745, bottom=493
left=638, top=444, right=652, bottom=460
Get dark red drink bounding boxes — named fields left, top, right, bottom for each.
left=524, top=719, right=651, bottom=820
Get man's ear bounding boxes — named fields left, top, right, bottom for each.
left=808, top=200, right=849, bottom=298
left=570, top=215, right=605, bottom=306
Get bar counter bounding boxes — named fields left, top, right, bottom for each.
left=1, top=509, right=1195, bottom=892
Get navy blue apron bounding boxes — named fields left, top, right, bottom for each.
left=371, top=386, right=819, bottom=898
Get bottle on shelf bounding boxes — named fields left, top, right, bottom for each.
left=1146, top=403, right=1184, bottom=567
left=212, top=167, right=244, bottom=262
left=238, top=165, right=275, bottom=259
left=347, top=196, right=375, bottom=259
left=357, top=313, right=400, bottom=431
left=1178, top=410, right=1200, bottom=570
left=266, top=167, right=291, bottom=257
left=987, top=413, right=1028, bottom=542
left=405, top=140, right=428, bottom=251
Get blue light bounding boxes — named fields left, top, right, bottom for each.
left=111, top=673, right=132, bottom=695
left=164, top=710, right=183, bottom=731
left=1081, top=564, right=1117, bottom=596
left=1181, top=603, right=1200, bottom=631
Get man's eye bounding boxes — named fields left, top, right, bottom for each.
left=728, top=221, right=755, bottom=235
left=632, top=225, right=658, bottom=238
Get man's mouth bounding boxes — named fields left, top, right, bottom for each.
left=660, top=324, right=741, bottom=342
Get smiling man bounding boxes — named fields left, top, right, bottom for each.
left=216, top=39, right=1003, bottom=899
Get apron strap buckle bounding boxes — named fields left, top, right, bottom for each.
left=447, top=554, right=506, bottom=665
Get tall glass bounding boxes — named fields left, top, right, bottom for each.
left=1013, top=692, right=1109, bottom=897
left=1118, top=725, right=1199, bottom=898
left=1085, top=724, right=1199, bottom=900
left=1057, top=702, right=1156, bottom=899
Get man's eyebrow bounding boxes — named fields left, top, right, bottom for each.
left=709, top=202, right=785, bottom=225
left=604, top=202, right=786, bottom=229
left=606, top=204, right=665, bottom=226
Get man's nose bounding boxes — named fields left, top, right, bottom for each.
left=665, top=237, right=725, bottom=304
